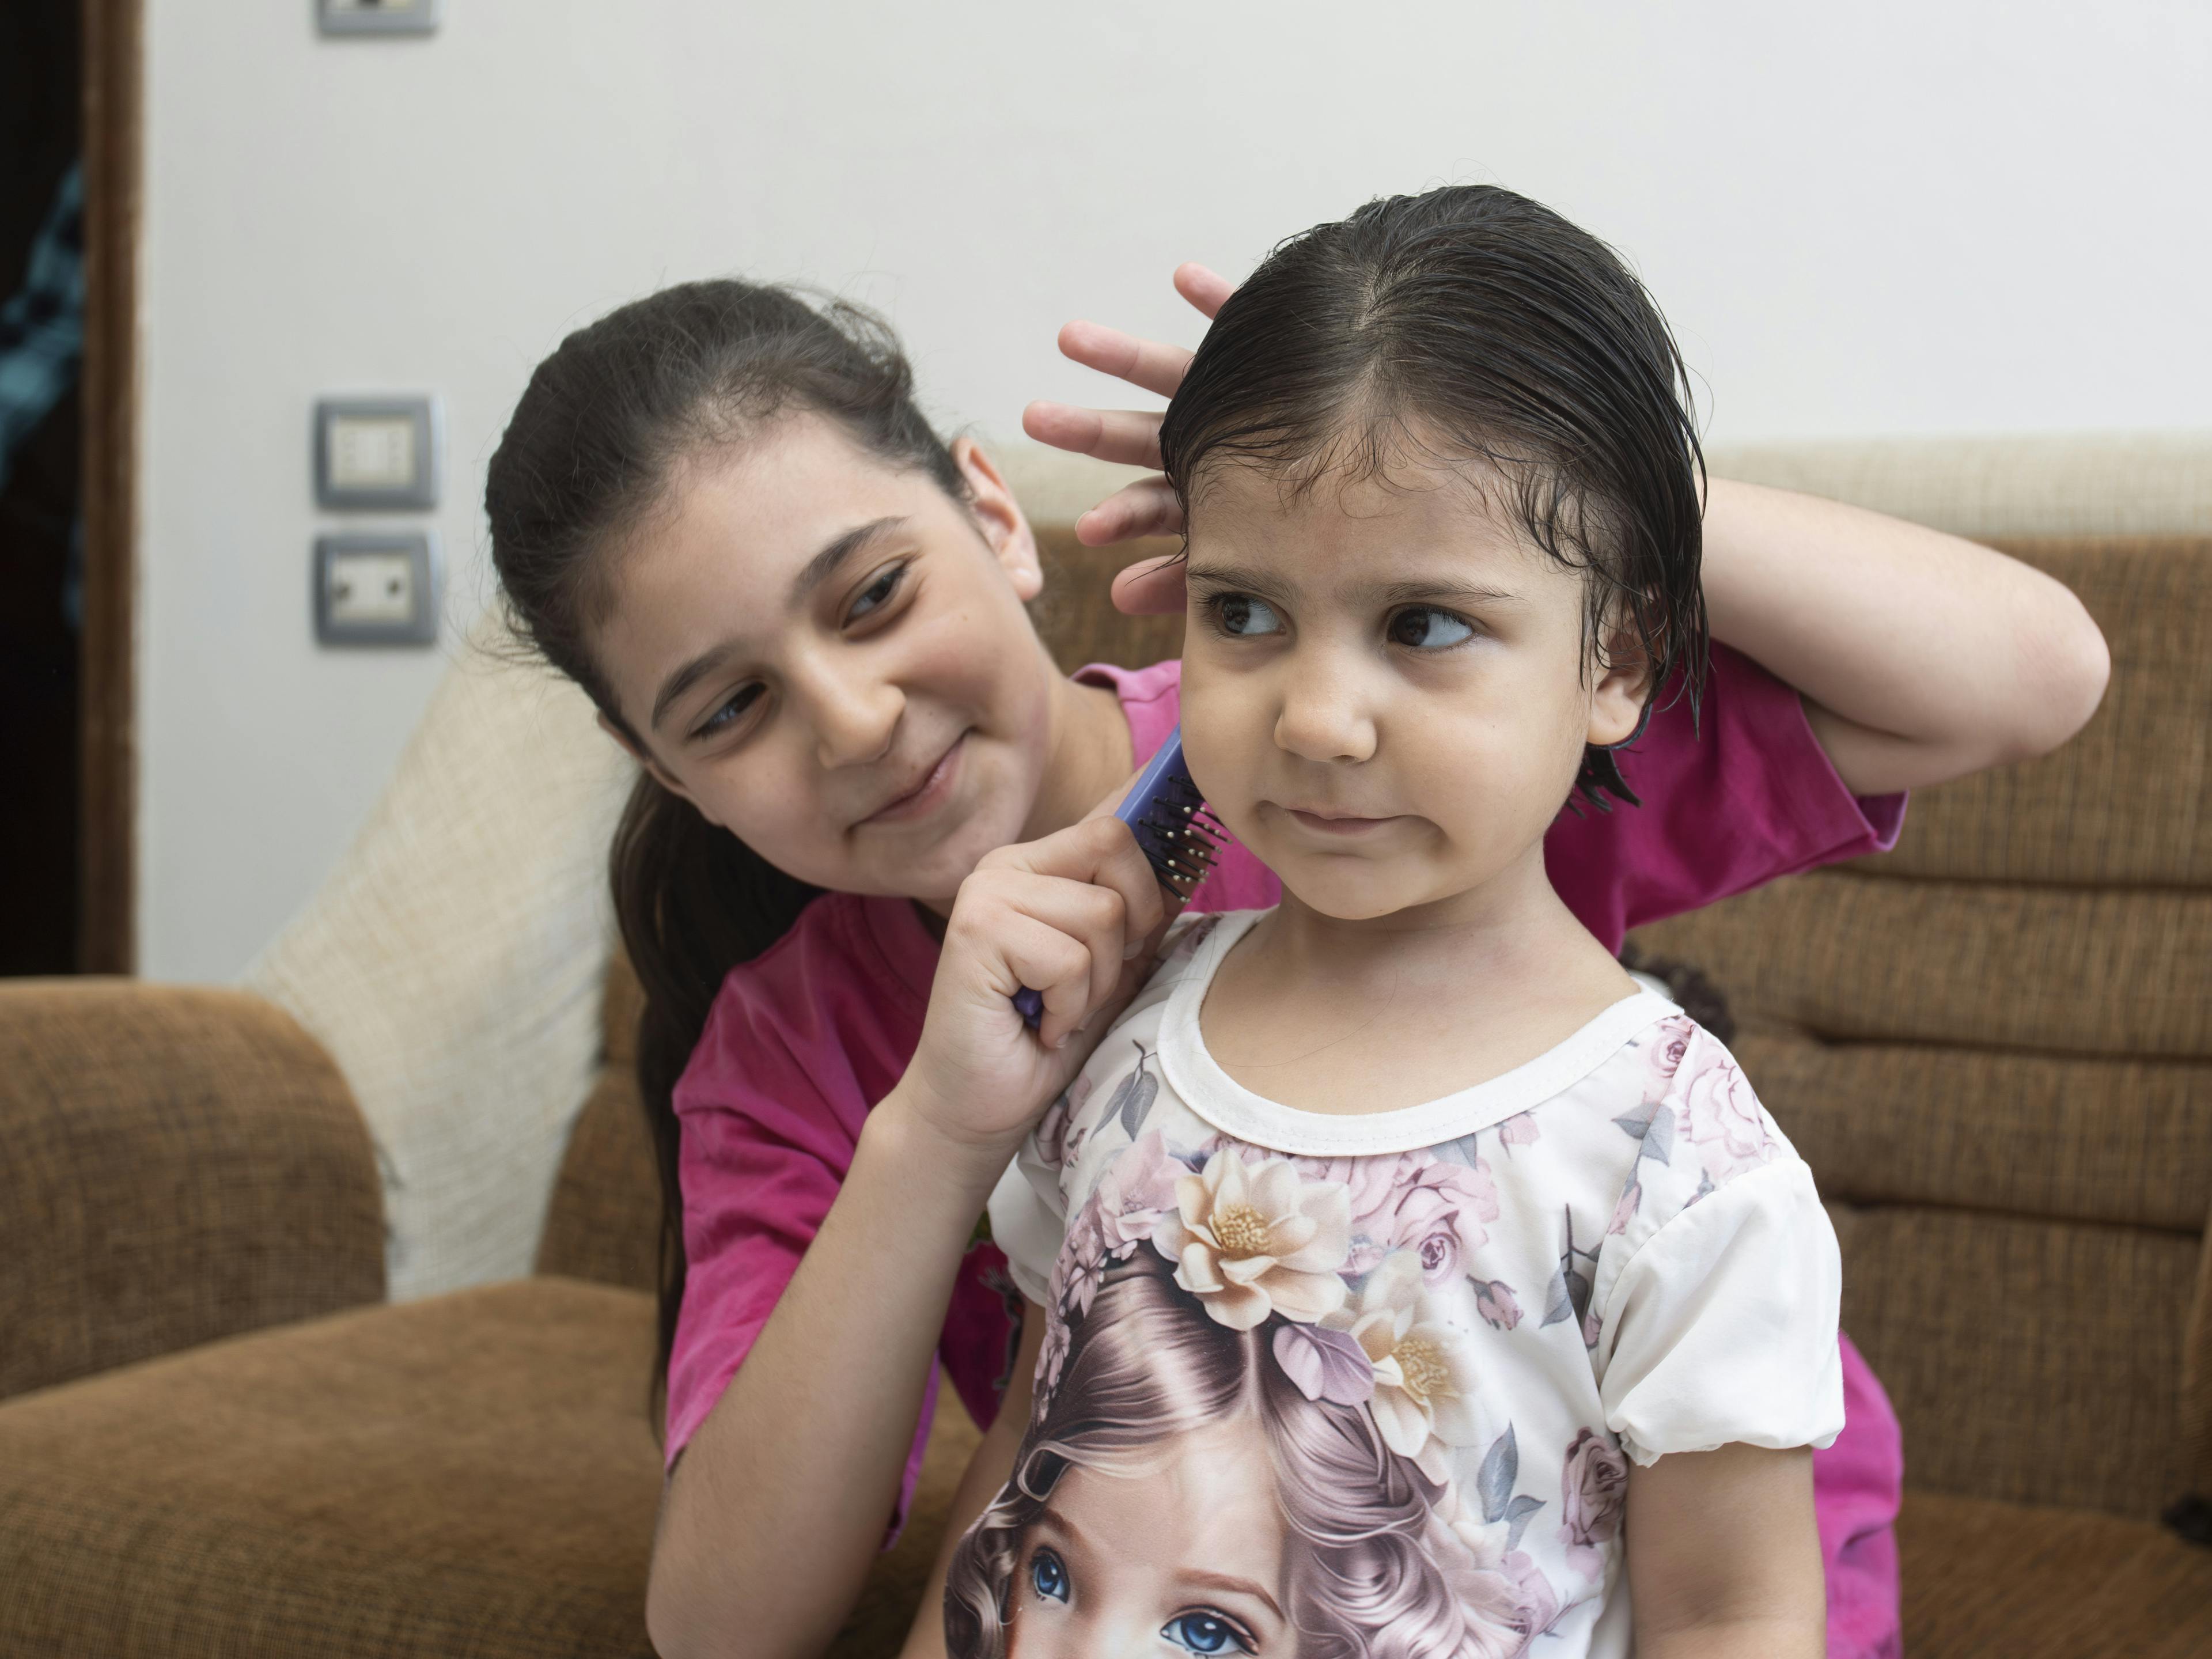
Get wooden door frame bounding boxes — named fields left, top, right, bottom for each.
left=78, top=0, right=140, bottom=973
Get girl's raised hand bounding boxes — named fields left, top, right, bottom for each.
left=1020, top=263, right=1234, bottom=619
left=901, top=810, right=1169, bottom=1159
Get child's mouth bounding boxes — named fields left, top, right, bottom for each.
left=862, top=733, right=968, bottom=827
left=1281, top=806, right=1402, bottom=838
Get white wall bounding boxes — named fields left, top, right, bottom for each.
left=138, top=0, right=2212, bottom=979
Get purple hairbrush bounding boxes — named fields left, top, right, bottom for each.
left=1013, top=726, right=1225, bottom=1029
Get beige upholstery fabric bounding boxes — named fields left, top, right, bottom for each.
left=244, top=614, right=637, bottom=1301
left=993, top=431, right=2212, bottom=540
left=1705, top=431, right=2212, bottom=539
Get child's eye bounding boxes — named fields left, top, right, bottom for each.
left=1387, top=605, right=1475, bottom=650
left=1211, top=594, right=1285, bottom=638
left=1029, top=1547, right=1070, bottom=1604
left=1162, top=1611, right=1254, bottom=1654
left=846, top=562, right=907, bottom=624
left=695, top=683, right=764, bottom=738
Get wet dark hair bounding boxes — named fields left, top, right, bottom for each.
left=1158, top=184, right=1709, bottom=810
left=484, top=279, right=968, bottom=1407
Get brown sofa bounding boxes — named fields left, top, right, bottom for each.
left=2, top=525, right=2207, bottom=1657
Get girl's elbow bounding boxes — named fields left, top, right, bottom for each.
left=2008, top=592, right=2111, bottom=762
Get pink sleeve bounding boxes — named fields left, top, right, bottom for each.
left=1545, top=644, right=1907, bottom=954
left=664, top=981, right=939, bottom=1544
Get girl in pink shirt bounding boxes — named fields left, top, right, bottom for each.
left=484, top=271, right=2107, bottom=1659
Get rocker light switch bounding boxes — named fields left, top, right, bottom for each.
left=315, top=531, right=440, bottom=646
left=319, top=0, right=441, bottom=37
left=315, top=396, right=441, bottom=510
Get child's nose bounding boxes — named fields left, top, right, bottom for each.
left=1272, top=657, right=1378, bottom=764
left=804, top=671, right=902, bottom=768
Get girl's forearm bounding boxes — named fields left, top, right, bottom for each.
left=645, top=1090, right=1013, bottom=1659
left=1700, top=476, right=2109, bottom=796
left=1638, top=1616, right=1825, bottom=1659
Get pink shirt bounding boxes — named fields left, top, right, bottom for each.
left=666, top=649, right=1906, bottom=1636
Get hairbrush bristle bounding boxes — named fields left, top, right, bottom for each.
left=1013, top=728, right=1223, bottom=1028
left=1132, top=798, right=1225, bottom=894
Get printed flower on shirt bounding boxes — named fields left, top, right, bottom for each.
left=1309, top=1149, right=1502, bottom=1285
left=1051, top=1131, right=1188, bottom=1328
left=1635, top=1015, right=1697, bottom=1101
left=1497, top=1110, right=1541, bottom=1152
left=1152, top=1148, right=1351, bottom=1331
left=1326, top=1249, right=1484, bottom=1482
left=1559, top=1427, right=1631, bottom=1581
left=1677, top=1054, right=1778, bottom=1184
left=1094, top=1130, right=1184, bottom=1255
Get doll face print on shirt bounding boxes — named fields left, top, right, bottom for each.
left=961, top=911, right=1843, bottom=1659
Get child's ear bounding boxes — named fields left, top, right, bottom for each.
left=1587, top=616, right=1656, bottom=749
left=597, top=711, right=721, bottom=824
left=952, top=435, right=1044, bottom=603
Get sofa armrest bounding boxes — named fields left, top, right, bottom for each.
left=0, top=980, right=385, bottom=1400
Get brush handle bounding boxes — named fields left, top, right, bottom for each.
left=1012, top=729, right=1192, bottom=1031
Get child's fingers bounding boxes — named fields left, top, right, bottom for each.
left=979, top=866, right=1132, bottom=1025
left=1173, top=263, right=1235, bottom=321
left=988, top=907, right=1100, bottom=1050
left=990, top=815, right=1165, bottom=951
left=1108, top=541, right=1189, bottom=608
left=1080, top=477, right=1183, bottom=547
left=1054, top=319, right=1194, bottom=401
left=1020, top=400, right=1165, bottom=471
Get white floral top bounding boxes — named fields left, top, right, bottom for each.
left=969, top=910, right=1842, bottom=1659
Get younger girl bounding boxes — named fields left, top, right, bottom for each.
left=958, top=185, right=1890, bottom=1656
left=481, top=255, right=2107, bottom=1656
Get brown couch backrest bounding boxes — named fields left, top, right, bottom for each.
left=1633, top=536, right=2212, bottom=1521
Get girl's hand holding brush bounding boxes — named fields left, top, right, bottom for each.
left=900, top=798, right=1170, bottom=1162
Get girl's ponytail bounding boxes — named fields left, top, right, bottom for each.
left=611, top=779, right=817, bottom=1406
left=486, top=280, right=964, bottom=1408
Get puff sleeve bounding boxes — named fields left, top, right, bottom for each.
left=987, top=1124, right=1069, bottom=1308
left=1594, top=1158, right=1844, bottom=1467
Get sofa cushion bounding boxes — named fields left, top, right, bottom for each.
left=0, top=1280, right=662, bottom=1658
left=0, top=981, right=384, bottom=1402
left=243, top=612, right=637, bottom=1304
left=536, top=1062, right=662, bottom=1296
left=1897, top=1490, right=2212, bottom=1658
left=0, top=1278, right=983, bottom=1659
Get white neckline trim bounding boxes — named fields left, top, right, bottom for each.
left=1157, top=910, right=1681, bottom=1157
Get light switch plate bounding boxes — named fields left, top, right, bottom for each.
left=315, top=396, right=441, bottom=510
left=319, top=0, right=440, bottom=37
left=315, top=531, right=440, bottom=646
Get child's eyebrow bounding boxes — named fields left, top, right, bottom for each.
left=1184, top=560, right=1293, bottom=599
left=649, top=516, right=909, bottom=732
left=790, top=515, right=908, bottom=605
left=1371, top=577, right=1525, bottom=610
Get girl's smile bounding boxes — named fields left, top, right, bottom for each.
left=858, top=729, right=969, bottom=828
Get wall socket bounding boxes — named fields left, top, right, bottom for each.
left=315, top=532, right=438, bottom=646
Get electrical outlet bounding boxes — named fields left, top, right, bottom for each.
left=315, top=532, right=438, bottom=646
left=329, top=550, right=417, bottom=625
